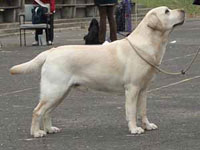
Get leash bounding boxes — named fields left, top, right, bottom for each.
left=125, top=37, right=200, bottom=75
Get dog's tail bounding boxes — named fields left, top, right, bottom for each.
left=10, top=50, right=50, bottom=75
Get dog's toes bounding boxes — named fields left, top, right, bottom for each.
left=130, top=127, right=144, bottom=134
left=143, top=123, right=158, bottom=131
left=32, top=130, right=47, bottom=138
left=46, top=126, right=61, bottom=134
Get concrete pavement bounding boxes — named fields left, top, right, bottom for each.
left=1, top=19, right=200, bottom=150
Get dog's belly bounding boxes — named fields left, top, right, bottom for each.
left=74, top=75, right=125, bottom=93
left=84, top=82, right=124, bottom=93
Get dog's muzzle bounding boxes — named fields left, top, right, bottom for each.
left=173, top=10, right=185, bottom=28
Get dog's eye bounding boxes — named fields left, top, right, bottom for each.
left=165, top=9, right=170, bottom=14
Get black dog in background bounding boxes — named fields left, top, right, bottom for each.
left=84, top=18, right=100, bottom=45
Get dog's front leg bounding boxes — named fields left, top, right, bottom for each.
left=137, top=89, right=158, bottom=131
left=125, top=85, right=144, bottom=134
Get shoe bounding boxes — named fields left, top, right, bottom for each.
left=47, top=41, right=53, bottom=45
left=32, top=41, right=39, bottom=46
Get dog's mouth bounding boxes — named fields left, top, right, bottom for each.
left=173, top=20, right=184, bottom=28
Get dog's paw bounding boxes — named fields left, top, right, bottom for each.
left=143, top=123, right=158, bottom=131
left=45, top=126, right=61, bottom=134
left=32, top=130, right=47, bottom=138
left=130, top=127, right=144, bottom=134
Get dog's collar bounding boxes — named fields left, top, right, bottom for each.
left=125, top=37, right=188, bottom=75
left=125, top=37, right=160, bottom=70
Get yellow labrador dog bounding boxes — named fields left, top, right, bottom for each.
left=10, top=6, right=185, bottom=138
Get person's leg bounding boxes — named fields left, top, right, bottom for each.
left=50, top=14, right=54, bottom=42
left=33, top=29, right=43, bottom=46
left=98, top=6, right=107, bottom=43
left=46, top=14, right=54, bottom=44
left=107, top=6, right=117, bottom=42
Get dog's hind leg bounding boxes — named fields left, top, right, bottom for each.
left=43, top=87, right=72, bottom=134
left=43, top=112, right=59, bottom=134
left=31, top=85, right=71, bottom=137
left=31, top=100, right=48, bottom=137
left=31, top=73, right=73, bottom=138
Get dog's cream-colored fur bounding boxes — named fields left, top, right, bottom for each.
left=10, top=7, right=185, bottom=138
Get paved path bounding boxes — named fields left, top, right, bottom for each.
left=1, top=19, right=200, bottom=150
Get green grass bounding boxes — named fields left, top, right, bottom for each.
left=132, top=0, right=200, bottom=16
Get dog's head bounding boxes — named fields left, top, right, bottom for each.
left=145, top=6, right=185, bottom=32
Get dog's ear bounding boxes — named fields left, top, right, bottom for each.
left=147, top=13, right=163, bottom=32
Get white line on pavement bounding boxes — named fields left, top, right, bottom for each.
left=148, top=75, right=200, bottom=93
left=0, top=87, right=37, bottom=97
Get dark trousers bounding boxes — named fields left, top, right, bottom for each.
left=98, top=6, right=117, bottom=43
left=35, top=14, right=54, bottom=42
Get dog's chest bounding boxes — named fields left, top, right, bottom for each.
left=124, top=62, right=156, bottom=87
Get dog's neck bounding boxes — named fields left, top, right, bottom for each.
left=128, top=23, right=171, bottom=64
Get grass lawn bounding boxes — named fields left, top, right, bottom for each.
left=132, top=0, right=200, bottom=16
